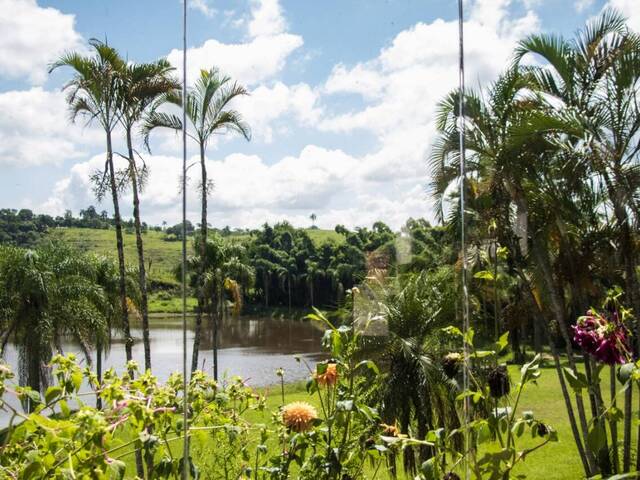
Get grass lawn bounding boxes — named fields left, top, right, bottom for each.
left=148, top=291, right=198, bottom=313
left=113, top=359, right=623, bottom=479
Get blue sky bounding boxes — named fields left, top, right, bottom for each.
left=0, top=0, right=636, bottom=229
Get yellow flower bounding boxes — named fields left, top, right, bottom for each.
left=282, top=401, right=318, bottom=432
left=315, top=363, right=338, bottom=387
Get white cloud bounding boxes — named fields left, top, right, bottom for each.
left=248, top=0, right=286, bottom=37
left=605, top=0, right=640, bottom=31
left=575, top=0, right=595, bottom=12
left=189, top=0, right=217, bottom=18
left=236, top=82, right=322, bottom=142
left=320, top=0, right=539, bottom=189
left=0, top=87, right=101, bottom=167
left=167, top=35, right=302, bottom=88
left=42, top=145, right=364, bottom=227
left=0, top=0, right=83, bottom=85
left=167, top=0, right=302, bottom=87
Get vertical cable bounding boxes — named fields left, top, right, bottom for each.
left=181, top=0, right=189, bottom=478
left=457, top=1, right=470, bottom=479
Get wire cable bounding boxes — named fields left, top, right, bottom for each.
left=181, top=0, right=189, bottom=478
left=457, top=1, right=471, bottom=479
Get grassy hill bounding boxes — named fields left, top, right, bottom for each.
left=46, top=226, right=343, bottom=286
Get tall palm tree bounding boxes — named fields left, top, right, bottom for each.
left=514, top=9, right=640, bottom=325
left=49, top=40, right=133, bottom=368
left=304, top=260, right=323, bottom=307
left=116, top=57, right=178, bottom=372
left=143, top=67, right=251, bottom=373
left=430, top=67, right=602, bottom=475
left=514, top=12, right=640, bottom=472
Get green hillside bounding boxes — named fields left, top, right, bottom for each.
left=45, top=226, right=343, bottom=286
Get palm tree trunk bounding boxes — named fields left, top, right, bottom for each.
left=519, top=271, right=591, bottom=475
left=96, top=339, right=102, bottom=410
left=264, top=272, right=269, bottom=308
left=605, top=172, right=640, bottom=471
left=106, top=130, right=132, bottom=363
left=531, top=241, right=597, bottom=475
left=127, top=129, right=151, bottom=372
left=493, top=240, right=499, bottom=341
left=288, top=274, right=292, bottom=313
left=213, top=280, right=221, bottom=381
left=191, top=143, right=208, bottom=373
left=26, top=326, right=41, bottom=405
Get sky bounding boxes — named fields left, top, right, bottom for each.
left=0, top=0, right=638, bottom=230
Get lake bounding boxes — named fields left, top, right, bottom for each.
left=0, top=315, right=325, bottom=423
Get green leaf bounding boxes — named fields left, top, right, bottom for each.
left=474, top=270, right=495, bottom=281
left=512, top=420, right=525, bottom=438
left=59, top=400, right=71, bottom=418
left=587, top=424, right=606, bottom=453
left=442, top=326, right=463, bottom=337
left=107, top=459, right=126, bottom=479
left=495, top=331, right=510, bottom=353
left=420, top=458, right=438, bottom=480
left=355, top=360, right=380, bottom=375
left=71, top=371, right=83, bottom=392
left=473, top=350, right=495, bottom=359
left=563, top=367, right=588, bottom=393
left=45, top=386, right=62, bottom=404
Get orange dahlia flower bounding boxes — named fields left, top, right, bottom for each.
left=315, top=363, right=338, bottom=387
left=282, top=401, right=318, bottom=432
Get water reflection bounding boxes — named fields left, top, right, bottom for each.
left=1, top=316, right=324, bottom=423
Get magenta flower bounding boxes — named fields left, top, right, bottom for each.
left=572, top=309, right=630, bottom=365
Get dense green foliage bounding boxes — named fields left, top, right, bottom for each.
left=0, top=243, right=138, bottom=396
left=431, top=10, right=640, bottom=478
left=244, top=220, right=449, bottom=311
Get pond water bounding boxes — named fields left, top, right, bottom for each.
left=1, top=315, right=325, bottom=424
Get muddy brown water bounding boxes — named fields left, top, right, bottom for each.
left=0, top=315, right=325, bottom=424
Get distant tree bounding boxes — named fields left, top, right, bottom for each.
left=309, top=213, right=317, bottom=228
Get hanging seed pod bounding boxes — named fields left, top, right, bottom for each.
left=536, top=423, right=549, bottom=437
left=442, top=352, right=462, bottom=378
left=487, top=364, right=510, bottom=398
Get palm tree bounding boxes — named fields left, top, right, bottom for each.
left=0, top=244, right=113, bottom=404
left=143, top=67, right=251, bottom=373
left=430, top=67, right=602, bottom=475
left=115, top=57, right=178, bottom=372
left=189, top=234, right=254, bottom=379
left=515, top=9, right=640, bottom=324
left=304, top=260, right=323, bottom=307
left=49, top=40, right=133, bottom=368
left=514, top=12, right=640, bottom=472
left=369, top=270, right=460, bottom=474
left=310, top=213, right=317, bottom=227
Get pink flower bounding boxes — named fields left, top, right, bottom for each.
left=573, top=309, right=630, bottom=365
